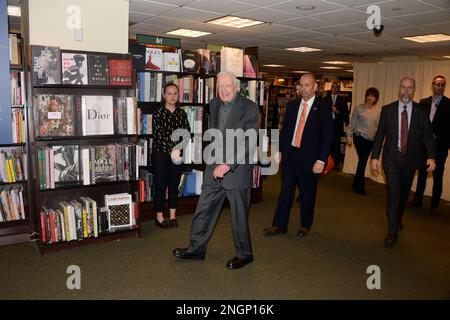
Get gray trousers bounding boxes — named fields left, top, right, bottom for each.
left=188, top=185, right=253, bottom=259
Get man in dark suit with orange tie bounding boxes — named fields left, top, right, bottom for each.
left=371, top=76, right=436, bottom=248
left=408, top=75, right=450, bottom=216
left=263, top=73, right=333, bottom=237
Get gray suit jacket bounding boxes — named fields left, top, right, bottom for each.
left=203, top=94, right=259, bottom=190
left=371, top=101, right=435, bottom=169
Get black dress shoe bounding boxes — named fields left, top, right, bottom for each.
left=297, top=227, right=310, bottom=237
left=226, top=256, right=253, bottom=269
left=169, top=219, right=178, bottom=228
left=155, top=219, right=169, bottom=229
left=430, top=207, right=440, bottom=216
left=173, top=248, right=205, bottom=260
left=262, top=226, right=287, bottom=236
left=384, top=235, right=397, bottom=248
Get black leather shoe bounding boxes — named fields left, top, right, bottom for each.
left=384, top=235, right=397, bottom=248
left=262, top=226, right=287, bottom=236
left=226, top=256, right=253, bottom=269
left=155, top=219, right=169, bottom=229
left=173, top=248, right=205, bottom=260
left=169, top=219, right=178, bottom=228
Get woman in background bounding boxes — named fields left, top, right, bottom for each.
left=347, top=87, right=380, bottom=195
left=152, top=83, right=191, bottom=228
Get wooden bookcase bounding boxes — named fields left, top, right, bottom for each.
left=28, top=49, right=141, bottom=254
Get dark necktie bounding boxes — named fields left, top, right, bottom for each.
left=400, top=106, right=408, bottom=154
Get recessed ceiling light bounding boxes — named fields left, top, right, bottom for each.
left=285, top=47, right=322, bottom=53
left=443, top=56, right=450, bottom=59
left=402, top=33, right=450, bottom=43
left=320, top=66, right=342, bottom=70
left=263, top=64, right=285, bottom=67
left=345, top=70, right=354, bottom=72
left=166, top=29, right=212, bottom=38
left=323, top=61, right=352, bottom=65
left=206, top=16, right=265, bottom=29
left=8, top=5, right=21, bottom=16
left=296, top=5, right=316, bottom=10
left=292, top=70, right=309, bottom=73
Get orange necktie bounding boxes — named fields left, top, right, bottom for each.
left=294, top=102, right=308, bottom=147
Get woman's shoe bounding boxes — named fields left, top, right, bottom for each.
left=169, top=219, right=178, bottom=228
left=155, top=219, right=169, bottom=229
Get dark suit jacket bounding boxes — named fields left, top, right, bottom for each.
left=419, top=95, right=450, bottom=149
left=203, top=94, right=259, bottom=190
left=371, top=101, right=436, bottom=170
left=323, top=94, right=349, bottom=136
left=279, top=97, right=333, bottom=171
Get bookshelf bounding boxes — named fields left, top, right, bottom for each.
left=28, top=48, right=141, bottom=254
left=0, top=24, right=33, bottom=245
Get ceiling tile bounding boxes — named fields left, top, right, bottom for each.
left=312, top=24, right=365, bottom=35
left=237, top=7, right=298, bottom=22
left=422, top=21, right=450, bottom=33
left=355, top=0, right=439, bottom=17
left=129, top=0, right=179, bottom=15
left=268, top=0, right=345, bottom=15
left=420, top=0, right=450, bottom=10
left=231, top=0, right=287, bottom=6
left=325, top=0, right=395, bottom=8
left=129, top=11, right=155, bottom=24
left=184, top=0, right=258, bottom=15
left=393, top=10, right=450, bottom=26
left=312, top=8, right=370, bottom=24
left=161, top=7, right=222, bottom=21
left=277, top=16, right=328, bottom=29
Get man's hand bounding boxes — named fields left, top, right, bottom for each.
left=371, top=159, right=381, bottom=175
left=347, top=136, right=353, bottom=146
left=312, top=161, right=325, bottom=174
left=332, top=106, right=338, bottom=114
left=213, top=164, right=230, bottom=179
left=426, top=159, right=436, bottom=172
left=274, top=152, right=282, bottom=164
left=170, top=149, right=182, bottom=164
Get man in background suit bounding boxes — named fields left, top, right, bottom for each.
left=263, top=73, right=333, bottom=237
left=323, top=82, right=349, bottom=170
left=408, top=75, right=450, bottom=216
left=173, top=71, right=259, bottom=269
left=371, top=76, right=436, bottom=248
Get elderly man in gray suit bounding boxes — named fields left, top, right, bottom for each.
left=173, top=71, right=259, bottom=269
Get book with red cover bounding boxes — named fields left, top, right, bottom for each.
left=109, top=59, right=132, bottom=86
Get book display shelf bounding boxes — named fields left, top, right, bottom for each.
left=28, top=47, right=141, bottom=254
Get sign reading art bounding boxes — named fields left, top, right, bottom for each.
left=136, top=34, right=181, bottom=48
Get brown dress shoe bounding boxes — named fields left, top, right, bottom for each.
left=430, top=207, right=440, bottom=216
left=262, top=226, right=287, bottom=236
left=297, top=227, right=310, bottom=237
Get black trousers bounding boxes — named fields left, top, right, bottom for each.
left=352, top=135, right=373, bottom=192
left=152, top=150, right=183, bottom=213
left=272, top=146, right=318, bottom=230
left=414, top=148, right=448, bottom=208
left=384, top=153, right=416, bottom=237
left=331, top=133, right=342, bottom=169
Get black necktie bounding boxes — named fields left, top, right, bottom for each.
left=400, top=106, right=408, bottom=154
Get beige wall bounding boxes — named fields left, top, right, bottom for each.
left=28, top=0, right=129, bottom=53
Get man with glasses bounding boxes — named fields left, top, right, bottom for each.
left=408, top=75, right=450, bottom=216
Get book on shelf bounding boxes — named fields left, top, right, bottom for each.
left=221, top=47, right=243, bottom=77
left=31, top=45, right=62, bottom=85
left=11, top=108, right=26, bottom=143
left=9, top=33, right=21, bottom=65
left=0, top=186, right=25, bottom=222
left=197, top=49, right=210, bottom=75
left=209, top=51, right=220, bottom=75
left=115, top=96, right=137, bottom=135
left=0, top=148, right=27, bottom=183
left=87, top=54, right=109, bottom=85
left=90, top=145, right=117, bottom=184
left=10, top=70, right=26, bottom=105
left=81, top=95, right=114, bottom=135
left=62, top=52, right=88, bottom=85
left=104, top=193, right=133, bottom=229
left=52, top=145, right=80, bottom=185
left=145, top=47, right=163, bottom=71
left=163, top=52, right=180, bottom=72
left=34, top=94, right=75, bottom=138
left=129, top=43, right=146, bottom=71
left=109, top=59, right=132, bottom=86
left=243, top=54, right=257, bottom=78
left=181, top=50, right=200, bottom=73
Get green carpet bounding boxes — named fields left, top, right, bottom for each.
left=1, top=172, right=449, bottom=299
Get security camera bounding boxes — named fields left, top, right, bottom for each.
left=373, top=25, right=384, bottom=37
